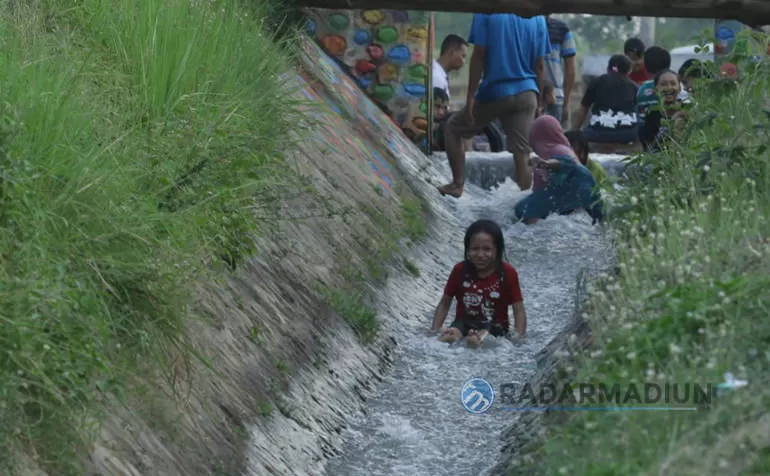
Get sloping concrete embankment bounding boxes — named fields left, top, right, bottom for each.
left=13, top=37, right=445, bottom=476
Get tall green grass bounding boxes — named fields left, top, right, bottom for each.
left=0, top=0, right=304, bottom=473
left=519, top=30, right=770, bottom=475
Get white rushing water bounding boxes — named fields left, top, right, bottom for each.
left=323, top=152, right=619, bottom=476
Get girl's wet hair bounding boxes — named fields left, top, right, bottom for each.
left=607, top=54, right=632, bottom=75
left=653, top=68, right=679, bottom=86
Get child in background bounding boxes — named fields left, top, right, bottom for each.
left=564, top=129, right=612, bottom=192
left=433, top=87, right=450, bottom=123
left=636, top=46, right=673, bottom=149
left=678, top=58, right=711, bottom=97
left=430, top=219, right=527, bottom=347
left=624, top=37, right=650, bottom=86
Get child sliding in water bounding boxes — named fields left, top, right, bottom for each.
left=430, top=219, right=527, bottom=347
left=514, top=115, right=604, bottom=225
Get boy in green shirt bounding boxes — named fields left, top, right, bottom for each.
left=635, top=46, right=672, bottom=150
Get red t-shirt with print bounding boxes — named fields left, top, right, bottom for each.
left=629, top=65, right=651, bottom=86
left=443, top=261, right=524, bottom=327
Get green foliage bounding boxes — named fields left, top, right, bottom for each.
left=400, top=197, right=428, bottom=243
left=0, top=0, right=304, bottom=473
left=322, top=289, right=379, bottom=344
left=518, top=29, right=770, bottom=475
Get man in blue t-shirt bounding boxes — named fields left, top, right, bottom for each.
left=438, top=13, right=551, bottom=198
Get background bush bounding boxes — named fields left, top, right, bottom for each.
left=523, top=29, right=770, bottom=475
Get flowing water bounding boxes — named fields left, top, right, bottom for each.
left=324, top=152, right=621, bottom=476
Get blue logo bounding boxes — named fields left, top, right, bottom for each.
left=460, top=378, right=495, bottom=414
left=717, top=26, right=735, bottom=42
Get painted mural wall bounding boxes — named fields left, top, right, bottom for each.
left=287, top=36, right=428, bottom=197
left=304, top=8, right=433, bottom=153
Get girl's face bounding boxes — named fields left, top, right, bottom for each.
left=468, top=232, right=497, bottom=273
left=656, top=72, right=680, bottom=105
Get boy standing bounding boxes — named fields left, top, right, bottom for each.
left=635, top=46, right=672, bottom=150
left=624, top=38, right=650, bottom=86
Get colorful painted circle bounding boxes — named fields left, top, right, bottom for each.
left=320, top=35, right=346, bottom=56
left=387, top=44, right=411, bottom=64
left=367, top=44, right=384, bottom=60
left=361, top=10, right=385, bottom=25
left=407, top=64, right=427, bottom=80
left=372, top=84, right=395, bottom=102
left=412, top=117, right=428, bottom=131
left=376, top=26, right=399, bottom=44
left=403, top=83, right=426, bottom=97
left=353, top=29, right=371, bottom=45
left=327, top=13, right=350, bottom=32
left=391, top=10, right=409, bottom=22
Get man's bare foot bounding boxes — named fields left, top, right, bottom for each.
left=438, top=183, right=464, bottom=198
left=524, top=218, right=540, bottom=225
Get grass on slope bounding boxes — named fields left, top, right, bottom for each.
left=523, top=30, right=770, bottom=475
left=0, top=0, right=305, bottom=473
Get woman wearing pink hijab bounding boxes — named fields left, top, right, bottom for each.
left=514, top=115, right=604, bottom=225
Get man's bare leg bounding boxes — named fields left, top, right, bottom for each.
left=513, top=150, right=532, bottom=191
left=438, top=118, right=468, bottom=198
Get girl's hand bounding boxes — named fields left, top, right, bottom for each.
left=530, top=156, right=547, bottom=168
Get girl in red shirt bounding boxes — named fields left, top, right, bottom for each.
left=430, top=219, right=527, bottom=347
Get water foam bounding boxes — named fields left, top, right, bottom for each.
left=324, top=152, right=614, bottom=476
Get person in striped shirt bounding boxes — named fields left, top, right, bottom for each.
left=544, top=16, right=577, bottom=126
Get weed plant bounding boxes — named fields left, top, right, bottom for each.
left=0, top=0, right=304, bottom=473
left=525, top=29, right=770, bottom=475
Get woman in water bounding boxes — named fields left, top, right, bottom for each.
left=430, top=219, right=527, bottom=347
left=514, top=115, right=604, bottom=225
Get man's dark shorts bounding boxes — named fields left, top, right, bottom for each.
left=449, top=319, right=509, bottom=337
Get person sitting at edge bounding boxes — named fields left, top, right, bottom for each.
left=437, top=13, right=551, bottom=198
left=432, top=34, right=468, bottom=106
left=570, top=54, right=639, bottom=145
